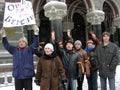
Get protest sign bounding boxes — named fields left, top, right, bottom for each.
left=3, top=0, right=36, bottom=27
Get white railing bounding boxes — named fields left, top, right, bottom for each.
left=0, top=72, right=14, bottom=87
left=0, top=63, right=14, bottom=87
left=0, top=62, right=38, bottom=88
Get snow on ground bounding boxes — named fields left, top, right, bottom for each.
left=1, top=65, right=120, bottom=90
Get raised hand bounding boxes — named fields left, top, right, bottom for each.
left=66, top=29, right=71, bottom=36
left=51, top=31, right=55, bottom=41
left=32, top=24, right=39, bottom=35
left=0, top=27, right=6, bottom=38
left=90, top=31, right=96, bottom=39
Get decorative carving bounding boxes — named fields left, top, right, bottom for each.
left=114, top=17, right=120, bottom=28
left=86, top=10, right=105, bottom=25
left=44, top=1, right=67, bottom=20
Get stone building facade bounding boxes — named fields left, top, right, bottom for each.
left=0, top=0, right=120, bottom=49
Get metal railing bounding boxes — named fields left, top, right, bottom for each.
left=0, top=50, right=39, bottom=87
left=0, top=72, right=14, bottom=87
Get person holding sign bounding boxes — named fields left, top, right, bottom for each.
left=1, top=24, right=39, bottom=90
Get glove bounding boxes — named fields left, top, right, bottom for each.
left=34, top=79, right=40, bottom=86
left=32, top=24, right=39, bottom=35
left=0, top=27, right=6, bottom=37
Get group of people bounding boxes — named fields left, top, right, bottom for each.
left=0, top=25, right=119, bottom=90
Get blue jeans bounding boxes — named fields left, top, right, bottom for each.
left=87, top=70, right=98, bottom=90
left=100, top=77, right=115, bottom=90
left=66, top=78, right=77, bottom=90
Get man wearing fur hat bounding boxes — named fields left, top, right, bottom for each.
left=95, top=32, right=119, bottom=90
left=51, top=30, right=82, bottom=90
left=1, top=25, right=39, bottom=90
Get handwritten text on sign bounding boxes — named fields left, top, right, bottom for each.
left=3, top=1, right=36, bottom=27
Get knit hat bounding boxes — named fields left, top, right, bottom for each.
left=87, top=40, right=93, bottom=44
left=102, top=32, right=110, bottom=37
left=74, top=40, right=82, bottom=46
left=44, top=43, right=54, bottom=51
left=19, top=37, right=28, bottom=45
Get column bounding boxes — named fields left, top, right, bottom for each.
left=44, top=0, right=67, bottom=42
left=26, top=26, right=34, bottom=46
left=87, top=10, right=105, bottom=39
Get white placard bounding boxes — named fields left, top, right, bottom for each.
left=3, top=1, right=36, bottom=27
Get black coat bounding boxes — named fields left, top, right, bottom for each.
left=95, top=42, right=119, bottom=78
left=58, top=47, right=82, bottom=79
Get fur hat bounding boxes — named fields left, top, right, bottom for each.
left=44, top=43, right=54, bottom=52
left=74, top=40, right=82, bottom=46
left=19, top=37, right=28, bottom=45
left=64, top=40, right=74, bottom=46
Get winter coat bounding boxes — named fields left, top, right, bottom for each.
left=75, top=48, right=90, bottom=77
left=35, top=53, right=66, bottom=90
left=85, top=38, right=100, bottom=70
left=2, top=35, right=39, bottom=79
left=95, top=42, right=119, bottom=78
left=58, top=47, right=82, bottom=79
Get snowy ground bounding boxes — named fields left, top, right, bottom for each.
left=1, top=65, right=120, bottom=90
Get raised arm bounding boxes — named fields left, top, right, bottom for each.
left=1, top=27, right=16, bottom=54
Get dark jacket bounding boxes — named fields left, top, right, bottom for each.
left=58, top=47, right=82, bottom=79
left=35, top=53, right=66, bottom=90
left=95, top=42, right=119, bottom=78
left=2, top=35, right=39, bottom=79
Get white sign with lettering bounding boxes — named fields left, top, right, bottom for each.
left=3, top=1, right=36, bottom=27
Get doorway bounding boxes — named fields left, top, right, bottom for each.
left=39, top=9, right=51, bottom=44
left=71, top=13, right=86, bottom=48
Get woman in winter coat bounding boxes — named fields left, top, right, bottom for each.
left=1, top=25, right=39, bottom=90
left=35, top=43, right=66, bottom=90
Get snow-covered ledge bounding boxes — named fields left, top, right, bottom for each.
left=44, top=1, right=67, bottom=20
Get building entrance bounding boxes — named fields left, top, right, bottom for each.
left=71, top=13, right=86, bottom=48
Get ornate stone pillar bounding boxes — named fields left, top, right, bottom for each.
left=44, top=0, right=67, bottom=42
left=87, top=10, right=105, bottom=39
left=114, top=17, right=120, bottom=47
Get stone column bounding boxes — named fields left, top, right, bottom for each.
left=87, top=10, right=105, bottom=39
left=26, top=26, right=34, bottom=46
left=44, top=1, right=67, bottom=42
left=114, top=17, right=120, bottom=47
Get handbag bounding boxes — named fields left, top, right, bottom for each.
left=53, top=58, right=67, bottom=90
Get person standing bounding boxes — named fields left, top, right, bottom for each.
left=95, top=32, right=119, bottom=90
left=74, top=40, right=90, bottom=90
left=84, top=32, right=100, bottom=90
left=34, top=43, right=66, bottom=90
left=1, top=25, right=39, bottom=90
left=51, top=30, right=82, bottom=90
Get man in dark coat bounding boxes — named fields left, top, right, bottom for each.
left=1, top=25, right=39, bottom=90
left=95, top=32, right=119, bottom=90
left=51, top=30, right=82, bottom=90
